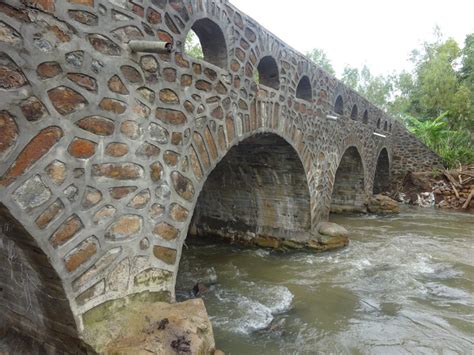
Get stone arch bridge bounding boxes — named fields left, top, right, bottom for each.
left=0, top=0, right=442, bottom=351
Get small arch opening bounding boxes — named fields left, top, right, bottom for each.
left=256, top=56, right=280, bottom=90
left=296, top=76, right=312, bottom=101
left=377, top=118, right=381, bottom=129
left=185, top=18, right=227, bottom=69
left=350, top=105, right=358, bottom=120
left=383, top=121, right=388, bottom=131
left=362, top=110, right=369, bottom=124
left=334, top=95, right=344, bottom=115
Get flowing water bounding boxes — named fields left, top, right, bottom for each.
left=176, top=207, right=474, bottom=354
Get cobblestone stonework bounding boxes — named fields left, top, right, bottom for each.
left=0, top=0, right=443, bottom=350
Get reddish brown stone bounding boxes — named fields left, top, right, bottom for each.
left=88, top=34, right=121, bottom=56
left=48, top=86, right=87, bottom=115
left=157, top=30, right=173, bottom=43
left=159, top=89, right=179, bottom=104
left=20, top=96, right=48, bottom=122
left=230, top=59, right=240, bottom=72
left=169, top=203, right=189, bottom=222
left=180, top=74, right=192, bottom=87
left=68, top=9, right=98, bottom=26
left=153, top=246, right=177, bottom=265
left=76, top=116, right=115, bottom=136
left=50, top=214, right=83, bottom=248
left=137, top=142, right=160, bottom=158
left=99, top=98, right=127, bottom=114
left=81, top=186, right=102, bottom=209
left=0, top=3, right=31, bottom=22
left=0, top=110, right=18, bottom=158
left=155, top=107, right=186, bottom=125
left=147, top=7, right=161, bottom=24
left=68, top=0, right=94, bottom=6
left=132, top=3, right=144, bottom=17
left=183, top=100, right=194, bottom=114
left=37, top=62, right=62, bottom=79
left=226, top=117, right=235, bottom=144
left=121, top=65, right=143, bottom=83
left=68, top=137, right=96, bottom=159
left=193, top=132, right=210, bottom=170
left=195, top=80, right=212, bottom=92
left=109, top=186, right=138, bottom=199
left=175, top=53, right=189, bottom=68
left=211, top=106, right=224, bottom=120
left=67, top=73, right=97, bottom=91
left=164, top=150, right=179, bottom=167
left=193, top=63, right=201, bottom=75
left=92, top=163, right=143, bottom=180
left=105, top=142, right=128, bottom=157
left=21, top=0, right=55, bottom=13
left=153, top=222, right=179, bottom=241
left=204, top=127, right=218, bottom=160
left=45, top=160, right=66, bottom=185
left=120, top=120, right=141, bottom=140
left=163, top=68, right=176, bottom=82
left=189, top=146, right=203, bottom=180
left=64, top=238, right=97, bottom=272
left=0, top=126, right=63, bottom=187
left=171, top=132, right=182, bottom=145
left=106, top=215, right=143, bottom=240
left=217, top=126, right=226, bottom=152
left=0, top=63, right=27, bottom=89
left=35, top=199, right=64, bottom=229
left=150, top=161, right=163, bottom=182
left=108, top=75, right=129, bottom=94
left=128, top=189, right=151, bottom=209
left=171, top=171, right=195, bottom=201
left=48, top=25, right=71, bottom=43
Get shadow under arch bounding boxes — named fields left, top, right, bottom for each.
left=188, top=132, right=312, bottom=242
left=330, top=146, right=366, bottom=213
left=373, top=147, right=391, bottom=194
left=0, top=204, right=87, bottom=353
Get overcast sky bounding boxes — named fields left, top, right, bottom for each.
left=229, top=0, right=474, bottom=76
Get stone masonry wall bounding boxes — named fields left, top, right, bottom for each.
left=0, top=0, right=443, bottom=347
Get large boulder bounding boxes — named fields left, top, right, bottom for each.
left=317, top=222, right=349, bottom=238
left=307, top=222, right=350, bottom=251
left=367, top=194, right=400, bottom=214
left=83, top=297, right=216, bottom=354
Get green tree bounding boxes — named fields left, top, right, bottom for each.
left=341, top=65, right=393, bottom=110
left=185, top=30, right=203, bottom=60
left=306, top=48, right=335, bottom=75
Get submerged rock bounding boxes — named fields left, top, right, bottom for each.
left=367, top=194, right=400, bottom=214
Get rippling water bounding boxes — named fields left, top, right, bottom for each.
left=176, top=207, right=474, bottom=354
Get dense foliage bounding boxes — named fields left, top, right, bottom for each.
left=307, top=30, right=474, bottom=168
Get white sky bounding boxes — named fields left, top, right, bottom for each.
left=230, top=0, right=474, bottom=77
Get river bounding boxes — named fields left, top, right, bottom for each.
left=176, top=207, right=474, bottom=354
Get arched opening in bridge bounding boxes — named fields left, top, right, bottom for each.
left=376, top=118, right=381, bottom=129
left=185, top=18, right=227, bottom=68
left=384, top=121, right=388, bottom=131
left=256, top=56, right=280, bottom=90
left=0, top=204, right=83, bottom=353
left=330, top=147, right=366, bottom=213
left=351, top=105, right=358, bottom=120
left=296, top=76, right=312, bottom=101
left=176, top=133, right=311, bottom=322
left=334, top=95, right=344, bottom=115
left=373, top=148, right=390, bottom=194
left=362, top=110, right=369, bottom=124
left=188, top=133, right=311, bottom=241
